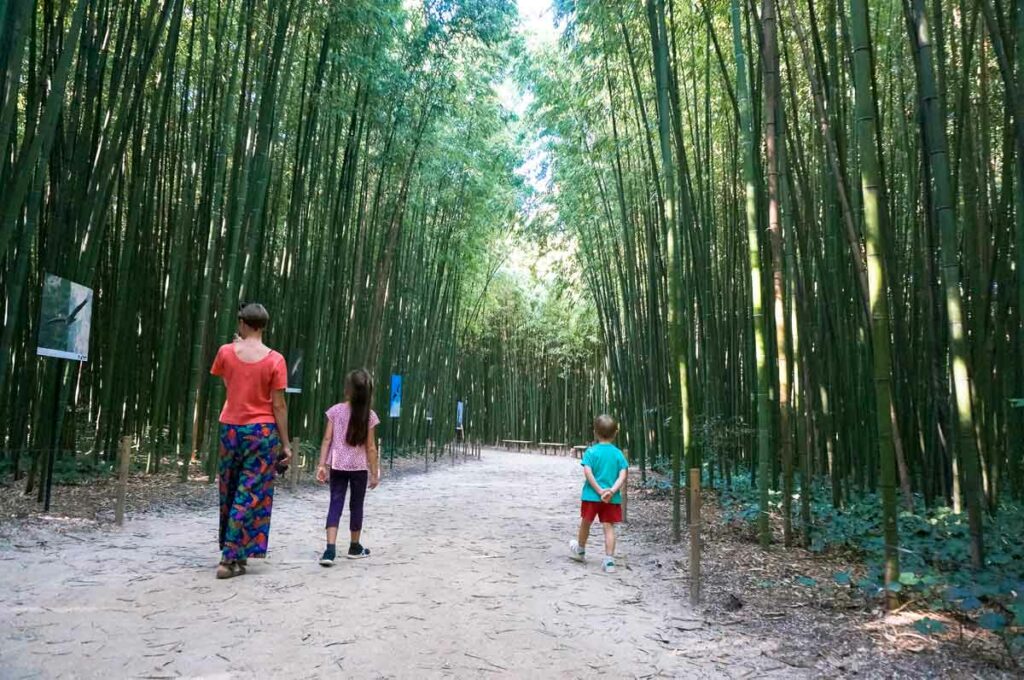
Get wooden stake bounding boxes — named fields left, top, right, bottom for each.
left=622, top=449, right=630, bottom=523
left=289, top=438, right=300, bottom=490
left=115, top=436, right=131, bottom=526
left=689, top=467, right=701, bottom=605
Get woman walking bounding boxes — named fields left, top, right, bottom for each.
left=210, top=303, right=292, bottom=579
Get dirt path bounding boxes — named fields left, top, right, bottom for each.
left=0, top=450, right=801, bottom=679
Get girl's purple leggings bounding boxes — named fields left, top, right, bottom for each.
left=326, top=469, right=368, bottom=532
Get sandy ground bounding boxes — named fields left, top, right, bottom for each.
left=0, top=450, right=802, bottom=679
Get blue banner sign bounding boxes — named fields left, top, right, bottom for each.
left=389, top=374, right=402, bottom=418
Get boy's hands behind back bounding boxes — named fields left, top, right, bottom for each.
left=600, top=489, right=613, bottom=503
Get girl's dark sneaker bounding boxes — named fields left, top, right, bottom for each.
left=319, top=546, right=336, bottom=567
left=347, top=543, right=370, bottom=559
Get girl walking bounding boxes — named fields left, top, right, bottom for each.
left=316, top=368, right=381, bottom=565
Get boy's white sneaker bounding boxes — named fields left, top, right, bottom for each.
left=603, top=556, right=616, bottom=573
left=569, top=540, right=586, bottom=562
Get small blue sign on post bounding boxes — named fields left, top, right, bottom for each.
left=456, top=400, right=464, bottom=430
left=389, top=374, right=402, bottom=418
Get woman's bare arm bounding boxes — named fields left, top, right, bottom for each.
left=272, top=390, right=291, bottom=459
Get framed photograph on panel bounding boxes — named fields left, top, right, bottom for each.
left=37, top=274, right=93, bottom=362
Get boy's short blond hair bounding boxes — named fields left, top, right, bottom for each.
left=594, top=414, right=618, bottom=440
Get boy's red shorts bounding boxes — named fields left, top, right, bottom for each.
left=581, top=500, right=622, bottom=524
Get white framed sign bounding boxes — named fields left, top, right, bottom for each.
left=37, top=274, right=92, bottom=362
left=285, top=349, right=303, bottom=394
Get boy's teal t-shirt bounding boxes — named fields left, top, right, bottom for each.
left=581, top=443, right=629, bottom=504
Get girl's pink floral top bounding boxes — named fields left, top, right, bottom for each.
left=325, top=402, right=380, bottom=471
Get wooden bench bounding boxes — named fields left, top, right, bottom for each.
left=501, top=439, right=532, bottom=452
left=538, top=442, right=569, bottom=456
left=571, top=445, right=587, bottom=459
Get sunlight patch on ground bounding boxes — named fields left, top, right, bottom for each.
left=861, top=610, right=961, bottom=656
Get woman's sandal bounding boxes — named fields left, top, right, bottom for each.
left=235, top=559, right=247, bottom=576
left=216, top=560, right=239, bottom=579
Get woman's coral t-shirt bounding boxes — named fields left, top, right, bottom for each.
left=210, top=344, right=288, bottom=425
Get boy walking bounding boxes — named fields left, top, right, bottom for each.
left=570, top=415, right=628, bottom=573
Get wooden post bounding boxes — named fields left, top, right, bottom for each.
left=289, top=438, right=300, bottom=490
left=622, top=449, right=629, bottom=523
left=115, top=436, right=131, bottom=526
left=689, top=467, right=701, bottom=605
left=299, top=439, right=306, bottom=485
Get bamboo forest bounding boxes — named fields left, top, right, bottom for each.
left=2, top=0, right=1024, bottom=675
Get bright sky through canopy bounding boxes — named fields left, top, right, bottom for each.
left=496, top=0, right=558, bottom=116
left=517, top=0, right=559, bottom=50
left=496, top=0, right=574, bottom=288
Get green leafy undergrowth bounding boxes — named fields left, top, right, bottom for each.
left=718, top=473, right=1024, bottom=653
left=49, top=458, right=110, bottom=485
left=38, top=455, right=113, bottom=485
left=641, top=477, right=673, bottom=492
